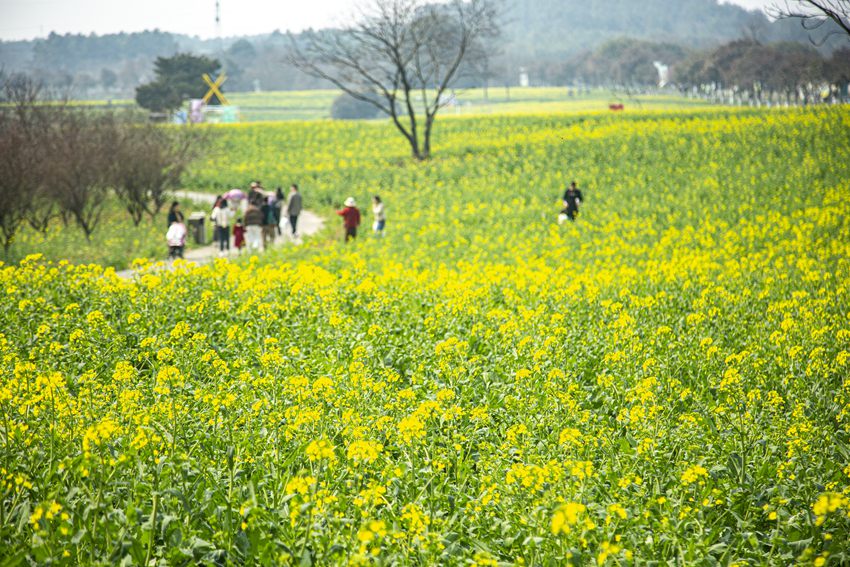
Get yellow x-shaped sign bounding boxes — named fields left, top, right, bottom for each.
left=202, top=73, right=229, bottom=105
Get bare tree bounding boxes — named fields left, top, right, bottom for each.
left=2, top=71, right=208, bottom=251
left=770, top=1, right=850, bottom=44
left=46, top=110, right=122, bottom=240
left=25, top=184, right=60, bottom=234
left=115, top=124, right=206, bottom=226
left=0, top=74, right=46, bottom=254
left=0, top=115, right=33, bottom=255
left=289, top=0, right=499, bottom=160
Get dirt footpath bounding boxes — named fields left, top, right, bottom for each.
left=115, top=190, right=324, bottom=279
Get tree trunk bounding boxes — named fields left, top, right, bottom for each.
left=2, top=230, right=14, bottom=259
left=128, top=205, right=144, bottom=227
left=423, top=114, right=435, bottom=160
left=81, top=223, right=93, bottom=242
left=411, top=140, right=424, bottom=161
left=407, top=118, right=422, bottom=160
left=405, top=124, right=423, bottom=161
left=387, top=108, right=423, bottom=161
left=73, top=212, right=95, bottom=242
left=400, top=84, right=424, bottom=160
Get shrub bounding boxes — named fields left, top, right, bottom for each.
left=330, top=92, right=382, bottom=120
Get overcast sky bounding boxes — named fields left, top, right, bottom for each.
left=0, top=0, right=774, bottom=42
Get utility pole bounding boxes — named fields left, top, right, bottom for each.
left=215, top=0, right=225, bottom=76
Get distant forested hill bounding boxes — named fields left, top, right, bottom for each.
left=0, top=0, right=843, bottom=96
left=506, top=0, right=757, bottom=57
left=502, top=0, right=842, bottom=81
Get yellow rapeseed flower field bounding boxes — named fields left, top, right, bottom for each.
left=2, top=106, right=850, bottom=564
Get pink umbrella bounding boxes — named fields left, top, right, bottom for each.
left=223, top=188, right=245, bottom=201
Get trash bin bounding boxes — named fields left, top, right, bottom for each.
left=188, top=212, right=207, bottom=245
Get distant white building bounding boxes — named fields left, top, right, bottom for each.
left=519, top=67, right=529, bottom=87
left=653, top=61, right=669, bottom=88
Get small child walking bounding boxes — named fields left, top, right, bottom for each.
left=166, top=219, right=187, bottom=259
left=232, top=218, right=246, bottom=254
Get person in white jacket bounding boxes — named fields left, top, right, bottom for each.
left=372, top=195, right=386, bottom=236
left=211, top=199, right=233, bottom=255
left=166, top=220, right=187, bottom=259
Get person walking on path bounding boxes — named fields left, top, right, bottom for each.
left=372, top=195, right=386, bottom=236
left=166, top=219, right=187, bottom=259
left=562, top=181, right=584, bottom=222
left=211, top=198, right=233, bottom=255
left=261, top=197, right=277, bottom=249
left=286, top=184, right=303, bottom=237
left=274, top=188, right=285, bottom=236
left=337, top=197, right=361, bottom=243
left=233, top=218, right=246, bottom=254
left=167, top=201, right=183, bottom=227
left=244, top=204, right=264, bottom=251
left=248, top=182, right=264, bottom=208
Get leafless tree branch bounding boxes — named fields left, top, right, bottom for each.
left=769, top=0, right=850, bottom=45
left=288, top=0, right=499, bottom=160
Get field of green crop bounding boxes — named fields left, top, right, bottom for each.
left=2, top=105, right=850, bottom=565
left=228, top=87, right=713, bottom=121
left=74, top=87, right=711, bottom=122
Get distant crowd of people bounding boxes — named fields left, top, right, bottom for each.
left=208, top=182, right=304, bottom=255
left=164, top=182, right=388, bottom=259
left=165, top=178, right=582, bottom=259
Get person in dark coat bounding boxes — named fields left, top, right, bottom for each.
left=244, top=204, right=264, bottom=251
left=248, top=182, right=264, bottom=207
left=562, top=181, right=584, bottom=221
left=274, top=187, right=285, bottom=235
left=167, top=201, right=183, bottom=226
left=286, top=184, right=303, bottom=237
left=261, top=197, right=277, bottom=248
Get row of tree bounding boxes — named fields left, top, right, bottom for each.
left=0, top=74, right=205, bottom=254
left=554, top=37, right=850, bottom=90
left=676, top=41, right=850, bottom=91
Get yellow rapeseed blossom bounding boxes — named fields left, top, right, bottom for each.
left=397, top=415, right=426, bottom=444
left=812, top=492, right=849, bottom=526
left=347, top=440, right=383, bottom=463
left=681, top=465, right=709, bottom=487
left=551, top=502, right=587, bottom=535
left=305, top=438, right=336, bottom=463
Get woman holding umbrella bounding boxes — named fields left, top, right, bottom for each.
left=224, top=188, right=247, bottom=215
